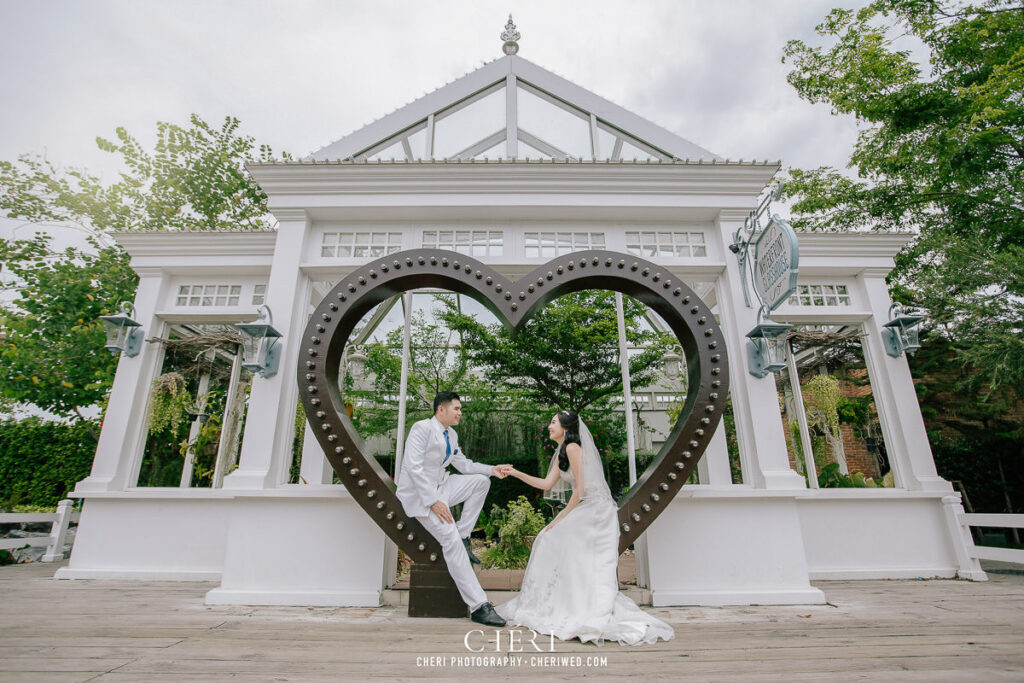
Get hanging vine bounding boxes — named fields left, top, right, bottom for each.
left=147, top=372, right=193, bottom=435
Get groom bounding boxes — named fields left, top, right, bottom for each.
left=396, top=391, right=511, bottom=626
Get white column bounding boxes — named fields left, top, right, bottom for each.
left=615, top=293, right=649, bottom=588
left=614, top=293, right=638, bottom=483
left=299, top=421, right=333, bottom=485
left=786, top=341, right=819, bottom=489
left=180, top=349, right=215, bottom=488
left=858, top=274, right=951, bottom=492
left=394, top=291, right=414, bottom=475
left=224, top=210, right=312, bottom=490
left=212, top=351, right=243, bottom=489
left=716, top=212, right=805, bottom=490
left=74, top=271, right=167, bottom=493
left=698, top=422, right=734, bottom=487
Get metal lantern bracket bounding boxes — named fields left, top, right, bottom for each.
left=745, top=305, right=793, bottom=379
left=99, top=302, right=144, bottom=358
left=882, top=302, right=925, bottom=358
left=234, top=304, right=283, bottom=378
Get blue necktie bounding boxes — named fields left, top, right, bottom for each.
left=443, top=429, right=451, bottom=464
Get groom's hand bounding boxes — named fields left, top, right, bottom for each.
left=430, top=500, right=454, bottom=524
left=492, top=464, right=511, bottom=479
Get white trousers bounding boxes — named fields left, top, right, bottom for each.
left=415, top=473, right=490, bottom=610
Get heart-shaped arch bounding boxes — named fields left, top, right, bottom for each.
left=298, top=249, right=729, bottom=611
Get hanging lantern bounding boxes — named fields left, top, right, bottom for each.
left=882, top=303, right=925, bottom=357
left=661, top=351, right=682, bottom=379
left=99, top=303, right=144, bottom=358
left=346, top=350, right=369, bottom=379
left=233, top=305, right=283, bottom=378
left=746, top=308, right=792, bottom=378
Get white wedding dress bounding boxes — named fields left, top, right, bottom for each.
left=495, top=421, right=674, bottom=646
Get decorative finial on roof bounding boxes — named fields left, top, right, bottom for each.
left=501, top=15, right=520, bottom=55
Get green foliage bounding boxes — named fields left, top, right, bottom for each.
left=480, top=495, right=547, bottom=569
left=783, top=1, right=1024, bottom=395
left=0, top=115, right=286, bottom=420
left=0, top=234, right=137, bottom=427
left=0, top=114, right=286, bottom=234
left=438, top=290, right=674, bottom=413
left=147, top=372, right=193, bottom=435
left=176, top=389, right=225, bottom=488
left=818, top=461, right=882, bottom=488
left=0, top=419, right=97, bottom=507
left=802, top=375, right=843, bottom=436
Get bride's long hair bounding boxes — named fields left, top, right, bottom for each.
left=555, top=411, right=581, bottom=471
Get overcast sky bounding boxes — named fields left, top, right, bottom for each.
left=0, top=0, right=871, bottom=245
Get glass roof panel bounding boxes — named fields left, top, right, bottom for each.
left=471, top=141, right=505, bottom=160
left=517, top=87, right=591, bottom=159
left=518, top=140, right=553, bottom=160
left=458, top=294, right=501, bottom=326
left=407, top=127, right=427, bottom=160
left=366, top=140, right=406, bottom=161
left=433, top=87, right=506, bottom=159
left=366, top=298, right=405, bottom=343
left=618, top=140, right=659, bottom=161
left=595, top=126, right=617, bottom=159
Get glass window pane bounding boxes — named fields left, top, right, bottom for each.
left=517, top=86, right=591, bottom=159
left=433, top=87, right=506, bottom=159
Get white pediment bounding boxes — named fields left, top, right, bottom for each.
left=308, top=55, right=720, bottom=163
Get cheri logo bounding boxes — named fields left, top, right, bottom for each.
left=464, top=628, right=556, bottom=653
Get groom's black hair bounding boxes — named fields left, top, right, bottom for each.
left=433, top=391, right=461, bottom=413
left=555, top=411, right=581, bottom=472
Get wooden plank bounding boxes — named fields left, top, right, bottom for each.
left=1, top=562, right=1023, bottom=680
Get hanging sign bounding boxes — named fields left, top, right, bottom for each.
left=751, top=215, right=799, bottom=311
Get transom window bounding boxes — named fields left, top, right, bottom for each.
left=625, top=231, right=707, bottom=258
left=176, top=285, right=241, bottom=307
left=653, top=393, right=681, bottom=409
left=788, top=284, right=851, bottom=307
left=422, top=230, right=504, bottom=257
left=322, top=231, right=402, bottom=257
left=524, top=231, right=606, bottom=258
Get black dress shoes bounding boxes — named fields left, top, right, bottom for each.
left=462, top=536, right=481, bottom=565
left=471, top=601, right=506, bottom=627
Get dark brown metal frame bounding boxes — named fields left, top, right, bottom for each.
left=297, top=249, right=729, bottom=616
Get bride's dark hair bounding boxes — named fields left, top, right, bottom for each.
left=555, top=411, right=581, bottom=471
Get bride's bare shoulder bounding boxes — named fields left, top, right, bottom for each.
left=564, top=442, right=583, bottom=457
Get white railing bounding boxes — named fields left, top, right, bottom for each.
left=964, top=513, right=1024, bottom=565
left=0, top=499, right=79, bottom=562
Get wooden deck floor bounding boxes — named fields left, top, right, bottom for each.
left=2, top=560, right=1023, bottom=682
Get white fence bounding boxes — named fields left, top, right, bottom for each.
left=964, top=513, right=1024, bottom=565
left=0, top=499, right=79, bottom=562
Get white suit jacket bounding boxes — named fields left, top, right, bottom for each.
left=395, top=416, right=492, bottom=518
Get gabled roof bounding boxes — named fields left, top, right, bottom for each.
left=308, top=55, right=721, bottom=163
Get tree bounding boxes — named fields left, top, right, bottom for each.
left=782, top=1, right=1024, bottom=396
left=0, top=235, right=136, bottom=435
left=438, top=290, right=675, bottom=413
left=0, top=115, right=287, bottom=427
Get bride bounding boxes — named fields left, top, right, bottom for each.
left=495, top=411, right=674, bottom=646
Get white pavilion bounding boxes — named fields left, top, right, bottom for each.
left=57, top=28, right=985, bottom=606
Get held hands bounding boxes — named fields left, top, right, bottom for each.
left=491, top=464, right=514, bottom=479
